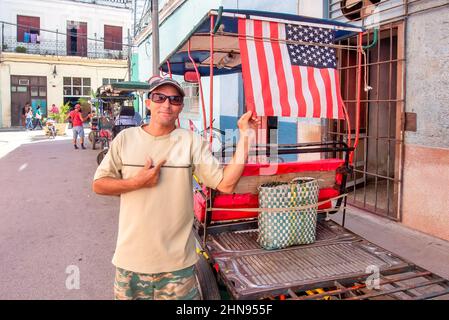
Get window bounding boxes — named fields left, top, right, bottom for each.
left=63, top=77, right=91, bottom=97
left=104, top=25, right=123, bottom=50
left=17, top=15, right=40, bottom=43
left=102, top=78, right=123, bottom=85
left=181, top=82, right=199, bottom=115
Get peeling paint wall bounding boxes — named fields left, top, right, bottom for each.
left=405, top=5, right=449, bottom=148
left=402, top=4, right=449, bottom=241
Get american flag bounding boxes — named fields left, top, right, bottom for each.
left=238, top=19, right=344, bottom=119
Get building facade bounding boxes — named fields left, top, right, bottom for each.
left=327, top=0, right=449, bottom=241
left=0, top=0, right=133, bottom=127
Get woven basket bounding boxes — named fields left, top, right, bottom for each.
left=257, top=177, right=319, bottom=250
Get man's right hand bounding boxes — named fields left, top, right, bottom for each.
left=132, top=158, right=166, bottom=189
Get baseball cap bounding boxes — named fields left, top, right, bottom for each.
left=148, top=76, right=185, bottom=97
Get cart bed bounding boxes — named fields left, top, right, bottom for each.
left=204, top=220, right=449, bottom=300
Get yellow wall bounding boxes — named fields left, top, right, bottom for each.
left=0, top=52, right=128, bottom=127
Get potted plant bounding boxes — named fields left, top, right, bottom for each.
left=48, top=102, right=70, bottom=136
left=15, top=46, right=27, bottom=53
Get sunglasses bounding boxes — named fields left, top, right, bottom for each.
left=150, top=92, right=184, bottom=106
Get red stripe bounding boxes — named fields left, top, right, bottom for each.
left=238, top=19, right=256, bottom=115
left=307, top=66, right=321, bottom=118
left=253, top=20, right=274, bottom=116
left=269, top=22, right=290, bottom=117
left=334, top=69, right=344, bottom=119
left=291, top=66, right=307, bottom=117
left=320, top=68, right=334, bottom=119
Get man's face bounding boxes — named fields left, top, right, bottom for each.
left=147, top=85, right=183, bottom=127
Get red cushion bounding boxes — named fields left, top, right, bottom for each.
left=194, top=188, right=341, bottom=223
left=241, top=159, right=345, bottom=176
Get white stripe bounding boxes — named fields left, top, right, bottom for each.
left=329, top=68, right=339, bottom=119
left=314, top=68, right=327, bottom=118
left=211, top=11, right=364, bottom=33
left=245, top=20, right=265, bottom=116
left=298, top=66, right=314, bottom=118
left=262, top=21, right=282, bottom=116
left=278, top=24, right=299, bottom=117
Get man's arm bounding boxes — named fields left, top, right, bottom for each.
left=92, top=158, right=166, bottom=195
left=216, top=111, right=260, bottom=194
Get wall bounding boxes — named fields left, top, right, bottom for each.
left=402, top=4, right=449, bottom=241
left=0, top=53, right=128, bottom=127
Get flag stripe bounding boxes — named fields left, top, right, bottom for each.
left=328, top=68, right=339, bottom=119
left=299, top=66, right=315, bottom=117
left=262, top=21, right=282, bottom=116
left=334, top=69, right=344, bottom=119
left=278, top=24, right=299, bottom=117
left=237, top=19, right=256, bottom=115
left=319, top=68, right=334, bottom=119
left=253, top=20, right=274, bottom=116
left=244, top=20, right=265, bottom=116
left=313, top=68, right=327, bottom=118
left=291, top=66, right=307, bottom=117
left=269, top=22, right=290, bottom=117
left=307, top=67, right=321, bottom=118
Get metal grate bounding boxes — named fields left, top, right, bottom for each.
left=326, top=22, right=405, bottom=220
left=207, top=220, right=355, bottom=253
left=214, top=239, right=409, bottom=299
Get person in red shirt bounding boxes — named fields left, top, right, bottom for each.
left=67, top=104, right=92, bottom=149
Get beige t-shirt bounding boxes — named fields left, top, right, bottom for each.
left=93, top=126, right=224, bottom=274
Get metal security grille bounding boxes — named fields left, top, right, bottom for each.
left=326, top=22, right=405, bottom=221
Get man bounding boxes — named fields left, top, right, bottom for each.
left=92, top=76, right=259, bottom=300
left=67, top=104, right=92, bottom=149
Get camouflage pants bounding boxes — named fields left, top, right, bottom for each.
left=114, top=266, right=200, bottom=300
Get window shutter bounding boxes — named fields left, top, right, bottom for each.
left=104, top=25, right=122, bottom=51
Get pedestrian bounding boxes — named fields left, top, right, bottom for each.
left=49, top=103, right=59, bottom=115
left=92, top=76, right=260, bottom=300
left=21, top=103, right=28, bottom=128
left=25, top=105, right=34, bottom=130
left=33, top=105, right=43, bottom=130
left=67, top=103, right=92, bottom=149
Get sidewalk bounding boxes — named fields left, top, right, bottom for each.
left=332, top=206, right=449, bottom=280
left=0, top=127, right=90, bottom=159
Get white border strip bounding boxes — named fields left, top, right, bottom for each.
left=210, top=11, right=364, bottom=33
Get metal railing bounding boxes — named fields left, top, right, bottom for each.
left=1, top=21, right=130, bottom=60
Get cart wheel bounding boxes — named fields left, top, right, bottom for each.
left=195, top=255, right=221, bottom=300
left=97, top=149, right=108, bottom=165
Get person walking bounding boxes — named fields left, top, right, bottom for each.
left=25, top=105, right=34, bottom=130
left=67, top=103, right=92, bottom=149
left=32, top=105, right=43, bottom=130
left=21, top=104, right=28, bottom=128
left=92, top=76, right=260, bottom=300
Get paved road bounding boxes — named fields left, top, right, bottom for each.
left=0, top=134, right=118, bottom=299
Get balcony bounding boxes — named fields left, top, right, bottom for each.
left=0, top=22, right=130, bottom=60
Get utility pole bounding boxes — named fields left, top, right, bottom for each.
left=133, top=0, right=137, bottom=36
left=151, top=0, right=159, bottom=75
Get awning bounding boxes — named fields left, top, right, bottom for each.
left=160, top=8, right=365, bottom=77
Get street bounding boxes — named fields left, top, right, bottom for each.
left=0, top=130, right=118, bottom=299
left=1, top=129, right=449, bottom=300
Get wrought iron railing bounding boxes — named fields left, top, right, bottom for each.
left=1, top=21, right=130, bottom=60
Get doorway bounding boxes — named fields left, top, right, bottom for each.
left=327, top=23, right=405, bottom=221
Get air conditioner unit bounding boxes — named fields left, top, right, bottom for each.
left=331, top=0, right=405, bottom=28
left=19, top=79, right=29, bottom=85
